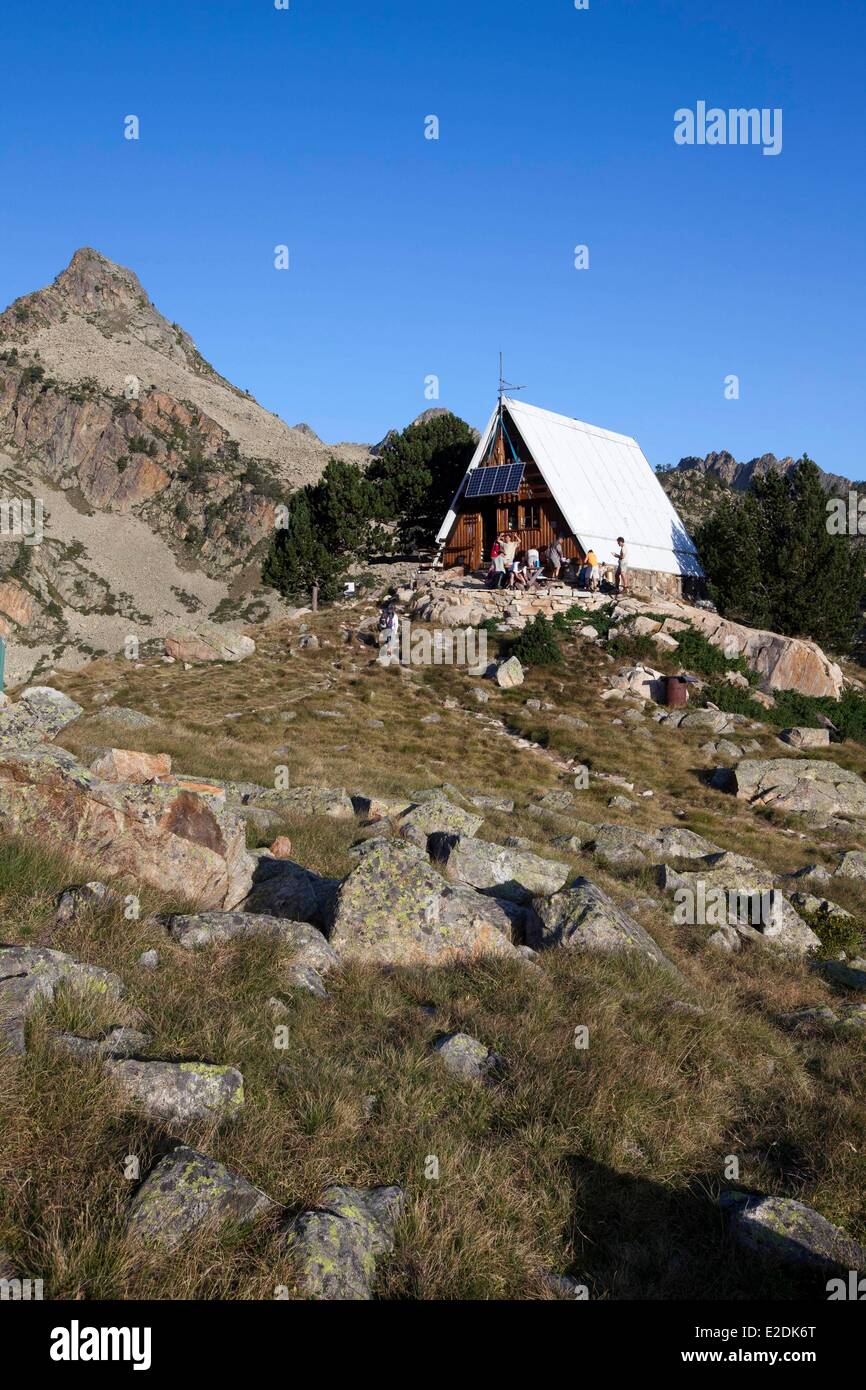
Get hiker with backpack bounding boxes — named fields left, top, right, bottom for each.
left=378, top=599, right=400, bottom=662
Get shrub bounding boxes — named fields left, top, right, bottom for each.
left=128, top=434, right=158, bottom=457
left=700, top=681, right=866, bottom=747
left=800, top=908, right=865, bottom=962
left=511, top=615, right=562, bottom=666
left=565, top=602, right=616, bottom=638
left=674, top=625, right=752, bottom=680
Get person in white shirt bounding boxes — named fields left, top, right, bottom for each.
left=614, top=536, right=628, bottom=593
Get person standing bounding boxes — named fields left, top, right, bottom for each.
left=614, top=536, right=628, bottom=594
left=547, top=535, right=563, bottom=579
left=584, top=548, right=599, bottom=592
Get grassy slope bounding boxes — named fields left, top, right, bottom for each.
left=2, top=600, right=866, bottom=1299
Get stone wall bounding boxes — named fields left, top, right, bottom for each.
left=410, top=577, right=845, bottom=700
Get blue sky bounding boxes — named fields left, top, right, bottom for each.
left=2, top=1, right=864, bottom=475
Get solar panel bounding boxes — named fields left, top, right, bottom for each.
left=465, top=462, right=525, bottom=499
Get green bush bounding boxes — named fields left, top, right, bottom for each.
left=801, top=908, right=865, bottom=962
left=700, top=681, right=866, bottom=747
left=606, top=633, right=657, bottom=663
left=565, top=602, right=616, bottom=638
left=673, top=625, right=752, bottom=680
left=511, top=614, right=563, bottom=666
left=128, top=434, right=158, bottom=457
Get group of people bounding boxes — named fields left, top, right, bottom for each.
left=485, top=532, right=629, bottom=594
left=486, top=532, right=545, bottom=590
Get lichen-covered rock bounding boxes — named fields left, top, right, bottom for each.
left=722, top=1191, right=866, bottom=1272
left=51, top=1026, right=151, bottom=1059
left=86, top=706, right=158, bottom=732
left=468, top=793, right=515, bottom=813
left=350, top=793, right=414, bottom=821
left=159, top=908, right=338, bottom=994
left=54, top=880, right=114, bottom=924
left=107, top=1059, right=244, bottom=1124
left=165, top=622, right=255, bottom=662
left=779, top=727, right=831, bottom=750
left=679, top=709, right=740, bottom=734
left=330, top=838, right=526, bottom=964
left=431, top=1032, right=505, bottom=1082
left=530, top=877, right=675, bottom=971
left=395, top=797, right=483, bottom=846
left=657, top=855, right=821, bottom=956
left=711, top=758, right=866, bottom=818
left=161, top=909, right=326, bottom=955
left=835, top=850, right=866, bottom=880
left=0, top=685, right=83, bottom=748
left=0, top=945, right=125, bottom=1054
left=428, top=833, right=569, bottom=904
left=494, top=656, right=524, bottom=689
left=127, top=1146, right=275, bottom=1250
left=592, top=823, right=722, bottom=866
left=251, top=785, right=354, bottom=820
left=288, top=1183, right=405, bottom=1300
left=0, top=746, right=253, bottom=910
left=789, top=892, right=851, bottom=920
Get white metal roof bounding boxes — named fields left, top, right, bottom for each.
left=437, top=397, right=703, bottom=578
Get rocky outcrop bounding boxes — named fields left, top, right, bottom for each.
left=108, top=1059, right=244, bottom=1124
left=431, top=1032, right=505, bottom=1083
left=90, top=748, right=172, bottom=783
left=682, top=610, right=843, bottom=698
left=779, top=727, right=831, bottom=750
left=0, top=945, right=125, bottom=1054
left=529, top=877, right=674, bottom=970
left=288, top=1184, right=405, bottom=1300
left=712, top=758, right=866, bottom=818
left=428, top=833, right=569, bottom=904
left=415, top=576, right=845, bottom=698
left=395, top=797, right=483, bottom=845
left=161, top=909, right=338, bottom=997
left=127, top=1147, right=275, bottom=1250
left=591, top=823, right=722, bottom=866
left=657, top=853, right=820, bottom=955
left=0, top=686, right=83, bottom=749
left=243, top=854, right=340, bottom=929
left=164, top=622, right=255, bottom=663
left=0, top=746, right=253, bottom=909
left=251, top=786, right=354, bottom=820
left=722, top=1191, right=866, bottom=1273
left=330, top=838, right=527, bottom=964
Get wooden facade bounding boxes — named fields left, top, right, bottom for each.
left=441, top=407, right=583, bottom=572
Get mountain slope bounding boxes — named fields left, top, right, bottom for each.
left=0, top=248, right=372, bottom=682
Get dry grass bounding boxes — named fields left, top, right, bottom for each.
left=2, top=603, right=866, bottom=1298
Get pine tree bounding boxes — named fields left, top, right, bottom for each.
left=696, top=458, right=866, bottom=652
left=262, top=489, right=345, bottom=601
left=367, top=413, right=476, bottom=547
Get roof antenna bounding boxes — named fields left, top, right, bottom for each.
left=498, top=351, right=525, bottom=445
left=498, top=351, right=525, bottom=409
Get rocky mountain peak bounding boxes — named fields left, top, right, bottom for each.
left=0, top=246, right=215, bottom=379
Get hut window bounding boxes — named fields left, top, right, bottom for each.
left=521, top=503, right=540, bottom=529
left=506, top=505, right=519, bottom=529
